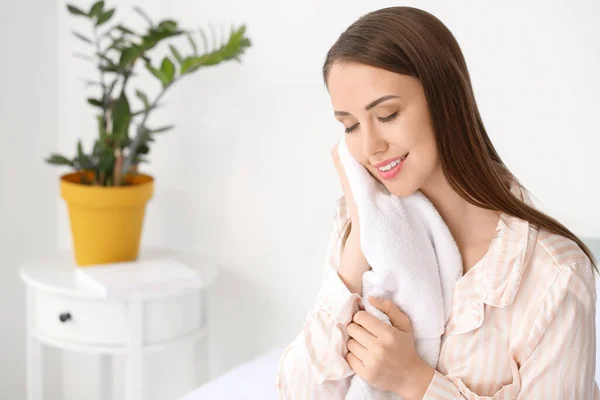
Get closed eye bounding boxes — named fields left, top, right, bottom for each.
left=344, top=111, right=399, bottom=134
left=345, top=124, right=358, bottom=134
left=378, top=111, right=399, bottom=123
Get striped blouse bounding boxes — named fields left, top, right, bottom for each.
left=276, top=182, right=599, bottom=399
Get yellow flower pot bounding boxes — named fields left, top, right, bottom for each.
left=60, top=171, right=154, bottom=266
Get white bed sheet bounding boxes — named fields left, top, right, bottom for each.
left=181, top=346, right=285, bottom=400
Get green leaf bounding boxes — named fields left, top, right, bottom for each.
left=99, top=64, right=120, bottom=73
left=97, top=53, right=118, bottom=68
left=180, top=54, right=220, bottom=74
left=46, top=154, right=73, bottom=166
left=77, top=140, right=85, bottom=159
left=67, top=4, right=88, bottom=17
left=75, top=141, right=94, bottom=170
left=187, top=33, right=198, bottom=55
left=131, top=103, right=162, bottom=117
left=97, top=115, right=107, bottom=138
left=116, top=25, right=135, bottom=35
left=158, top=20, right=178, bottom=32
left=145, top=62, right=169, bottom=86
left=97, top=8, right=115, bottom=26
left=112, top=92, right=131, bottom=140
left=106, top=36, right=127, bottom=51
left=141, top=29, right=183, bottom=51
left=140, top=36, right=158, bottom=51
left=93, top=138, right=106, bottom=155
left=180, top=25, right=251, bottom=74
left=160, top=57, right=175, bottom=83
left=149, top=125, right=174, bottom=133
left=119, top=46, right=141, bottom=67
left=88, top=1, right=104, bottom=18
left=169, top=44, right=183, bottom=64
left=97, top=151, right=115, bottom=172
left=87, top=98, right=103, bottom=107
left=133, top=6, right=153, bottom=27
left=198, top=27, right=209, bottom=53
left=135, top=89, right=150, bottom=108
left=209, top=23, right=217, bottom=52
left=137, top=144, right=150, bottom=155
left=72, top=31, right=93, bottom=45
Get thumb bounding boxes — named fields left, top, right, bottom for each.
left=368, top=296, right=412, bottom=333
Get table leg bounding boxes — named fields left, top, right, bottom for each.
left=125, top=300, right=143, bottom=400
left=26, top=287, right=43, bottom=400
left=99, top=354, right=112, bottom=400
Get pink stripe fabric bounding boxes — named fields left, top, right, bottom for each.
left=276, top=184, right=599, bottom=399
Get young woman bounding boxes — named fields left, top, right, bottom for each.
left=276, top=6, right=598, bottom=399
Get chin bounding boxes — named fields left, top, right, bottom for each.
left=385, top=181, right=419, bottom=198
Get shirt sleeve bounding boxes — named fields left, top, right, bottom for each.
left=276, top=196, right=363, bottom=399
left=422, top=260, right=599, bottom=400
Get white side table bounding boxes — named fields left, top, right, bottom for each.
left=19, top=248, right=218, bottom=400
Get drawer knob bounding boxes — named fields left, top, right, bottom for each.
left=59, top=312, right=72, bottom=323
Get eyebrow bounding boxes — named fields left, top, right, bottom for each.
left=334, top=95, right=400, bottom=116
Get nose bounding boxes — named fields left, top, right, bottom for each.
left=361, top=124, right=387, bottom=159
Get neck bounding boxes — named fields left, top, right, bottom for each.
left=420, top=165, right=500, bottom=250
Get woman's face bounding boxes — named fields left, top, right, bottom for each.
left=327, top=62, right=440, bottom=198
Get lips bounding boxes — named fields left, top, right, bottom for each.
left=373, top=153, right=409, bottom=169
left=376, top=153, right=408, bottom=180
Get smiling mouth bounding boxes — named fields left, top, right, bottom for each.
left=376, top=153, right=409, bottom=172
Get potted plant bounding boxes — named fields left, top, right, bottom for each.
left=47, top=1, right=251, bottom=266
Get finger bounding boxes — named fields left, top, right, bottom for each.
left=346, top=351, right=365, bottom=375
left=330, top=143, right=339, bottom=158
left=368, top=297, right=412, bottom=333
left=352, top=310, right=392, bottom=339
left=347, top=338, right=369, bottom=362
left=347, top=322, right=377, bottom=349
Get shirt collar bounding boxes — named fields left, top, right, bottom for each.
left=479, top=180, right=540, bottom=308
left=444, top=180, right=541, bottom=335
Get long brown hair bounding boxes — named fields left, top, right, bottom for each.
left=323, top=6, right=597, bottom=273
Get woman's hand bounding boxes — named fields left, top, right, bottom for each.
left=346, top=297, right=436, bottom=399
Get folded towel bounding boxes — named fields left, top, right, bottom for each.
left=336, top=138, right=463, bottom=400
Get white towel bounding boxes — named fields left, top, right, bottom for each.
left=336, top=138, right=463, bottom=400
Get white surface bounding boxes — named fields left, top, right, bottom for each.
left=34, top=289, right=127, bottom=345
left=74, top=257, right=204, bottom=298
left=181, top=346, right=285, bottom=400
left=20, top=249, right=217, bottom=400
left=20, top=248, right=218, bottom=299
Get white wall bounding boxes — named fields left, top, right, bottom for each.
left=1, top=0, right=598, bottom=397
left=0, top=1, right=58, bottom=398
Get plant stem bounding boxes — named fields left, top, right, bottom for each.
left=119, top=73, right=131, bottom=100
left=120, top=80, right=174, bottom=178
left=93, top=25, right=108, bottom=132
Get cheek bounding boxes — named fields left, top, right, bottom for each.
left=401, top=110, right=437, bottom=161
left=410, top=131, right=438, bottom=174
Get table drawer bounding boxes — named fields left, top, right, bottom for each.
left=34, top=290, right=126, bottom=345
left=33, top=289, right=206, bottom=346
